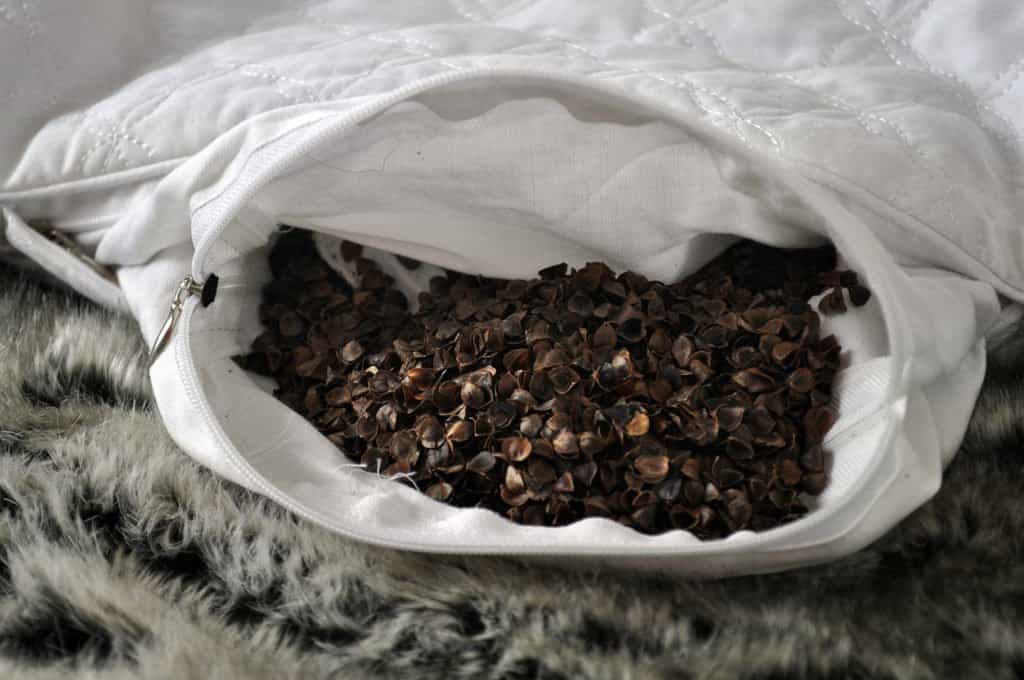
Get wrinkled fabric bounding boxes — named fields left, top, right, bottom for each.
left=0, top=1, right=1019, bottom=574
left=1, top=1, right=1021, bottom=296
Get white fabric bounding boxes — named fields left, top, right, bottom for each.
left=0, top=1, right=1019, bottom=574
left=2, top=208, right=127, bottom=310
left=135, top=83, right=997, bottom=574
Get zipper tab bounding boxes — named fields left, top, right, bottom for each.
left=149, top=276, right=205, bottom=366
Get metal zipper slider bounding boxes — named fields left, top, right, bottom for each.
left=149, top=276, right=209, bottom=367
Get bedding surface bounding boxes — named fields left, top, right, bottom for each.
left=3, top=265, right=1024, bottom=677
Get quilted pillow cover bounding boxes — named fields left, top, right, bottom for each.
left=0, top=1, right=1020, bottom=574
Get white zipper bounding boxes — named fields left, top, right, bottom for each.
left=167, top=275, right=903, bottom=558
left=170, top=296, right=485, bottom=554
left=166, top=65, right=913, bottom=557
left=192, top=67, right=509, bottom=279
left=149, top=276, right=204, bottom=366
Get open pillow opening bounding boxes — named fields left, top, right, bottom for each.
left=180, top=77, right=907, bottom=555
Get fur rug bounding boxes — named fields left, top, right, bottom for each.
left=1, top=264, right=1023, bottom=680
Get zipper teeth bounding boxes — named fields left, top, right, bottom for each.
left=190, top=64, right=914, bottom=365
left=189, top=64, right=912, bottom=378
left=192, top=68, right=500, bottom=279
left=176, top=293, right=899, bottom=557
left=174, top=297, right=742, bottom=556
left=181, top=65, right=914, bottom=556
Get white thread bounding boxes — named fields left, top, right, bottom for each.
left=643, top=2, right=673, bottom=21
left=69, top=2, right=1019, bottom=188
left=782, top=74, right=961, bottom=226
left=531, top=33, right=779, bottom=151
left=232, top=70, right=310, bottom=106
left=78, top=122, right=129, bottom=173
left=386, top=471, right=420, bottom=491
left=851, top=0, right=1020, bottom=140
left=0, top=3, right=18, bottom=26
left=76, top=108, right=159, bottom=175
left=101, top=25, right=433, bottom=176
left=991, top=56, right=1024, bottom=99
left=18, top=0, right=36, bottom=38
left=316, top=65, right=387, bottom=100
left=449, top=0, right=486, bottom=23
left=331, top=460, right=421, bottom=490
left=334, top=462, right=369, bottom=477
left=906, top=0, right=939, bottom=30
left=124, top=25, right=366, bottom=130
left=639, top=1, right=961, bottom=225
left=76, top=136, right=109, bottom=175
left=364, top=32, right=466, bottom=72
left=88, top=11, right=782, bottom=182
left=238, top=66, right=324, bottom=99
left=561, top=41, right=763, bottom=147
left=635, top=1, right=692, bottom=46
left=491, top=0, right=541, bottom=17
left=639, top=5, right=795, bottom=150
left=774, top=73, right=916, bottom=151
left=440, top=0, right=775, bottom=150
left=126, top=65, right=247, bottom=129
left=685, top=17, right=736, bottom=69
left=88, top=113, right=159, bottom=160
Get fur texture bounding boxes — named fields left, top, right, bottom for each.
left=1, top=265, right=1023, bottom=679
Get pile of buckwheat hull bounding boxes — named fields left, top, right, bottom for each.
left=238, top=230, right=871, bottom=538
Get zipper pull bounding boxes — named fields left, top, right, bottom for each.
left=149, top=275, right=218, bottom=366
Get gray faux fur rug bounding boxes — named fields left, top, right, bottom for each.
left=2, top=264, right=1024, bottom=680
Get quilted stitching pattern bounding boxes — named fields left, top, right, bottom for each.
left=3, top=0, right=1018, bottom=191
left=2, top=0, right=1022, bottom=292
